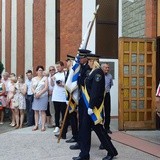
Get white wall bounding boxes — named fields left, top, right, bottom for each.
left=25, top=0, right=33, bottom=72
left=45, top=0, right=56, bottom=70
left=82, top=0, right=96, bottom=52
left=11, top=0, right=17, bottom=75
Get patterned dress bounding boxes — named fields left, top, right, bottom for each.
left=7, top=83, right=15, bottom=109
left=14, top=83, right=26, bottom=110
left=0, top=83, right=6, bottom=109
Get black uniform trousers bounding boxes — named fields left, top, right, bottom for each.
left=104, top=92, right=111, bottom=131
left=78, top=98, right=117, bottom=158
left=62, top=110, right=78, bottom=139
left=76, top=96, right=86, bottom=145
left=26, top=95, right=35, bottom=126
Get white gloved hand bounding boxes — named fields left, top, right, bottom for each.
left=88, top=108, right=93, bottom=115
left=66, top=100, right=69, bottom=105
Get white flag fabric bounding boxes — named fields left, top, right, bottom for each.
left=65, top=55, right=80, bottom=94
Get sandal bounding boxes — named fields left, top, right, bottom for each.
left=32, top=126, right=38, bottom=131
left=11, top=123, right=16, bottom=127
left=41, top=127, right=46, bottom=132
left=15, top=125, right=19, bottom=129
left=19, top=125, right=23, bottom=129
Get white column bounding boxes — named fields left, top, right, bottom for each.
left=25, top=0, right=33, bottom=72
left=1, top=0, right=6, bottom=69
left=82, top=0, right=96, bottom=52
left=45, top=0, right=56, bottom=70
left=11, top=0, right=17, bottom=74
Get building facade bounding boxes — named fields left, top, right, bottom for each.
left=0, top=0, right=159, bottom=117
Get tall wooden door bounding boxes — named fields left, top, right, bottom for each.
left=118, top=38, right=156, bottom=130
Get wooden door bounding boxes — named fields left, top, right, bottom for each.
left=118, top=38, right=156, bottom=130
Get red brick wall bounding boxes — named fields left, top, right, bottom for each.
left=5, top=0, right=11, bottom=73
left=17, top=0, right=25, bottom=76
left=145, top=0, right=157, bottom=38
left=33, top=0, right=46, bottom=73
left=60, top=0, right=82, bottom=61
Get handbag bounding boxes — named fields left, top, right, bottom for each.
left=12, top=99, right=19, bottom=107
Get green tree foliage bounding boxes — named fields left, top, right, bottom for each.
left=0, top=61, right=4, bottom=75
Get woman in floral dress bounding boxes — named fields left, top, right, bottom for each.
left=14, top=75, right=27, bottom=129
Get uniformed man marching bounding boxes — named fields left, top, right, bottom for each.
left=70, top=49, right=92, bottom=150
left=62, top=54, right=78, bottom=142
left=72, top=53, right=118, bottom=160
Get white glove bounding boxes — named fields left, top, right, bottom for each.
left=66, top=100, right=69, bottom=105
left=88, top=108, right=93, bottom=115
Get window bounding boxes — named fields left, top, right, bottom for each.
left=96, top=0, right=118, bottom=59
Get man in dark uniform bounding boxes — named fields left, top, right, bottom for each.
left=72, top=54, right=118, bottom=160
left=70, top=49, right=92, bottom=150
left=61, top=54, right=78, bottom=142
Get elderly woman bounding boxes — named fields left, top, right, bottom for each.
left=31, top=65, right=48, bottom=131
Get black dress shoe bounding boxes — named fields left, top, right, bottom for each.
left=102, top=155, right=114, bottom=160
left=55, top=134, right=66, bottom=139
left=72, top=156, right=89, bottom=160
left=107, top=130, right=112, bottom=134
left=99, top=144, right=105, bottom=150
left=66, top=137, right=76, bottom=143
left=70, top=143, right=80, bottom=150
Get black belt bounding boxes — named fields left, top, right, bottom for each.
left=27, top=95, right=33, bottom=96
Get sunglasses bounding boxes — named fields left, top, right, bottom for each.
left=49, top=69, right=55, bottom=71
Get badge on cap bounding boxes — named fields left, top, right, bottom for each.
left=95, top=74, right=102, bottom=82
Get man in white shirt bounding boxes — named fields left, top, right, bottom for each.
left=25, top=70, right=34, bottom=126
left=52, top=61, right=67, bottom=138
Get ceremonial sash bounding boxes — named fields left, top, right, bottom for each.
left=81, top=86, right=104, bottom=125
left=66, top=90, right=77, bottom=113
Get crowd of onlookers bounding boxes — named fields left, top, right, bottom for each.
left=0, top=63, right=67, bottom=134
left=0, top=58, right=113, bottom=143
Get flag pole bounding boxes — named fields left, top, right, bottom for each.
left=79, top=4, right=99, bottom=49
left=57, top=5, right=100, bottom=143
left=57, top=96, right=71, bottom=143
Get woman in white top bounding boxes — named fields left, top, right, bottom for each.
left=31, top=66, right=48, bottom=131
